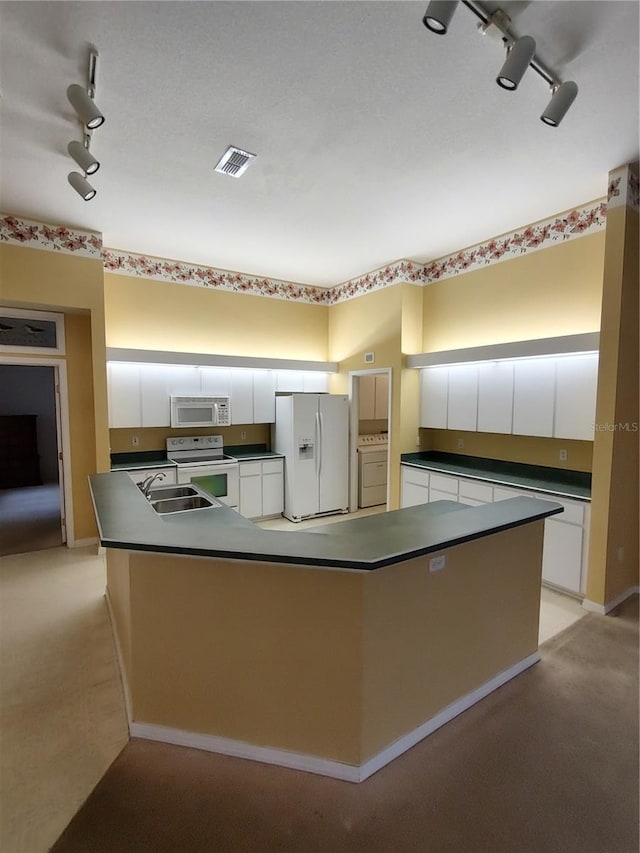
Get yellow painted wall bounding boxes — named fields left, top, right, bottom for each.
left=104, top=273, right=329, bottom=360
left=328, top=284, right=422, bottom=507
left=421, top=232, right=605, bottom=352
left=110, top=423, right=271, bottom=453
left=0, top=243, right=108, bottom=540
left=421, top=430, right=593, bottom=473
left=587, top=201, right=639, bottom=606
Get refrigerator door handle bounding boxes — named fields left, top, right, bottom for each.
left=315, top=411, right=321, bottom=477
left=318, top=410, right=323, bottom=477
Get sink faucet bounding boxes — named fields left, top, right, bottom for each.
left=138, top=471, right=166, bottom=499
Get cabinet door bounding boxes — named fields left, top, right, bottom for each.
left=262, top=471, right=284, bottom=517
left=230, top=370, right=253, bottom=425
left=200, top=367, right=231, bottom=396
left=239, top=473, right=263, bottom=519
left=554, top=353, right=598, bottom=440
left=140, top=364, right=170, bottom=427
left=108, top=363, right=142, bottom=427
left=429, top=488, right=457, bottom=503
left=512, top=358, right=556, bottom=437
left=542, top=519, right=583, bottom=593
left=166, top=365, right=202, bottom=396
left=447, top=365, right=478, bottom=431
left=275, top=370, right=305, bottom=392
left=303, top=372, right=329, bottom=393
left=401, top=466, right=429, bottom=507
left=253, top=370, right=275, bottom=423
left=477, top=361, right=514, bottom=434
left=359, top=375, right=375, bottom=420
left=374, top=374, right=389, bottom=419
left=420, top=367, right=448, bottom=429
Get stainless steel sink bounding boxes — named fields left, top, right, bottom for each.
left=151, top=495, right=219, bottom=514
left=149, top=485, right=198, bottom=501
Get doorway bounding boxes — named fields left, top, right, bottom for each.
left=0, top=363, right=67, bottom=556
left=348, top=369, right=392, bottom=514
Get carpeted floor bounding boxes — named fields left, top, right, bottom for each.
left=0, top=483, right=63, bottom=556
left=50, top=596, right=639, bottom=853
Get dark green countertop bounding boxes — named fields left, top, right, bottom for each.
left=89, top=472, right=562, bottom=571
left=225, top=444, right=284, bottom=461
left=110, top=451, right=177, bottom=471
left=401, top=451, right=591, bottom=501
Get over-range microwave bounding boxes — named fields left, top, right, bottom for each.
left=170, top=396, right=231, bottom=428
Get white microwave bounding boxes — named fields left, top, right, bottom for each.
left=170, top=396, right=231, bottom=428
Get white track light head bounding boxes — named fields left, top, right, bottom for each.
left=423, top=1, right=457, bottom=34
left=67, top=84, right=105, bottom=129
left=68, top=171, right=97, bottom=201
left=67, top=140, right=100, bottom=175
left=496, top=35, right=536, bottom=90
left=541, top=81, right=578, bottom=126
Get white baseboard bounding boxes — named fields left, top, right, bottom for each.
left=68, top=537, right=98, bottom=548
left=582, top=586, right=640, bottom=615
left=131, top=651, right=541, bottom=783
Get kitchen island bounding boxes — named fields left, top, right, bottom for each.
left=91, top=472, right=562, bottom=782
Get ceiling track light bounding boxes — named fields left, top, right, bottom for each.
left=423, top=1, right=458, bottom=35
left=68, top=171, right=97, bottom=201
left=541, top=81, right=579, bottom=127
left=67, top=48, right=104, bottom=200
left=496, top=35, right=536, bottom=90
left=422, top=1, right=578, bottom=126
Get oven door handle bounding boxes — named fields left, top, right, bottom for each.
left=213, top=402, right=218, bottom=425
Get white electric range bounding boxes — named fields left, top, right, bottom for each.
left=166, top=435, right=239, bottom=508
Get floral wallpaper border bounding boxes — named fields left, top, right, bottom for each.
left=0, top=197, right=610, bottom=304
left=0, top=214, right=102, bottom=257
left=607, top=166, right=640, bottom=212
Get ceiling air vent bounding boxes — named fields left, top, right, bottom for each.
left=214, top=145, right=257, bottom=178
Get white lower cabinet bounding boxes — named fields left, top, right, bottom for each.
left=239, top=458, right=284, bottom=520
left=125, top=466, right=177, bottom=487
left=400, top=464, right=590, bottom=596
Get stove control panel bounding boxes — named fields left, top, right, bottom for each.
left=357, top=433, right=388, bottom=447
left=166, top=435, right=223, bottom=452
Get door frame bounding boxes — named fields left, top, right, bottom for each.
left=347, top=368, right=392, bottom=513
left=0, top=355, right=74, bottom=545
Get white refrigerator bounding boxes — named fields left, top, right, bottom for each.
left=274, top=394, right=349, bottom=522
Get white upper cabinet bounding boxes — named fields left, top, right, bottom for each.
left=253, top=370, right=276, bottom=423
left=420, top=367, right=449, bottom=429
left=477, top=361, right=514, bottom=434
left=140, top=364, right=171, bottom=427
left=230, top=370, right=253, bottom=424
left=447, top=364, right=478, bottom=431
left=108, top=363, right=141, bottom=427
left=165, top=365, right=202, bottom=396
left=374, top=373, right=389, bottom=419
left=200, top=367, right=231, bottom=396
left=512, top=358, right=556, bottom=437
left=275, top=370, right=305, bottom=392
left=554, top=354, right=598, bottom=440
left=303, top=372, right=329, bottom=393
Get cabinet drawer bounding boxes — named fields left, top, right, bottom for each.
left=429, top=473, right=458, bottom=495
left=459, top=479, right=493, bottom=502
left=492, top=485, right=523, bottom=502
left=402, top=466, right=430, bottom=489
left=550, top=498, right=585, bottom=526
left=262, top=458, right=283, bottom=475
left=239, top=461, right=262, bottom=477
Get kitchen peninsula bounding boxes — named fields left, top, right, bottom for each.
left=91, top=472, right=562, bottom=782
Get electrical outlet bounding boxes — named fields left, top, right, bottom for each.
left=131, top=436, right=139, bottom=447
left=457, top=438, right=464, bottom=449
left=429, top=554, right=446, bottom=573
left=240, top=431, right=247, bottom=440
left=559, top=449, right=567, bottom=461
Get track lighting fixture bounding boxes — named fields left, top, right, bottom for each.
left=496, top=35, right=536, bottom=90
left=67, top=48, right=104, bottom=200
left=67, top=83, right=105, bottom=130
left=68, top=171, right=97, bottom=201
left=67, top=139, right=100, bottom=175
left=540, top=81, right=578, bottom=127
left=423, top=1, right=457, bottom=35
left=421, top=2, right=578, bottom=126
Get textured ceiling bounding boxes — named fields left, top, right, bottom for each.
left=0, top=1, right=638, bottom=287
